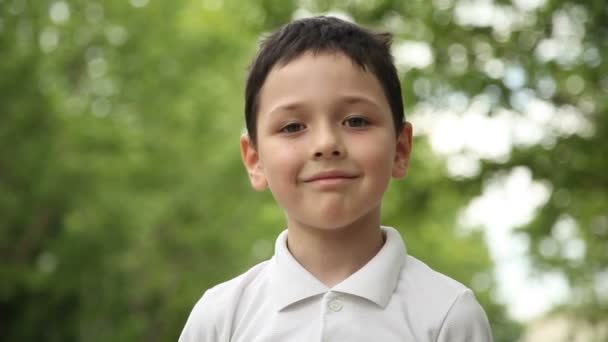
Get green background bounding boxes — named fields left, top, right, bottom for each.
left=1, top=0, right=606, bottom=341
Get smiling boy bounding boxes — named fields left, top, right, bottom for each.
left=179, top=16, right=493, bottom=341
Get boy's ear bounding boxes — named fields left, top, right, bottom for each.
left=392, top=121, right=413, bottom=179
left=240, top=134, right=268, bottom=191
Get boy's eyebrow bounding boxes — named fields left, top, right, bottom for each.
left=267, top=101, right=308, bottom=116
left=267, top=94, right=384, bottom=116
left=338, top=94, right=384, bottom=111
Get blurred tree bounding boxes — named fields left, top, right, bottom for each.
left=4, top=0, right=605, bottom=341
left=1, top=0, right=261, bottom=340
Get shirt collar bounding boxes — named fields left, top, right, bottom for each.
left=269, top=230, right=329, bottom=312
left=332, top=226, right=406, bottom=308
left=269, top=226, right=406, bottom=311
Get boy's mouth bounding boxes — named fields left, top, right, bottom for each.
left=303, top=170, right=359, bottom=183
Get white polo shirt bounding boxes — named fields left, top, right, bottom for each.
left=179, top=226, right=493, bottom=342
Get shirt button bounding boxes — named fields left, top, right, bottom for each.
left=328, top=300, right=343, bottom=312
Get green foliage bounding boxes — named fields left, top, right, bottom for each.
left=2, top=0, right=605, bottom=341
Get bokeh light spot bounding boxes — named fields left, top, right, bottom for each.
left=49, top=1, right=70, bottom=24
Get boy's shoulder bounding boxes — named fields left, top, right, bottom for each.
left=194, top=258, right=271, bottom=313
left=398, top=253, right=492, bottom=340
left=402, top=253, right=469, bottom=294
left=178, top=260, right=271, bottom=342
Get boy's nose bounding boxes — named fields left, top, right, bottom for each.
left=314, top=149, right=342, bottom=158
left=312, top=127, right=345, bottom=159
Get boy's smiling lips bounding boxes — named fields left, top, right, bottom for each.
left=301, top=170, right=359, bottom=186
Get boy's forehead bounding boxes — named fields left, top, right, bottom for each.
left=265, top=52, right=377, bottom=91
left=266, top=52, right=378, bottom=86
left=258, top=52, right=389, bottom=115
left=274, top=50, right=366, bottom=72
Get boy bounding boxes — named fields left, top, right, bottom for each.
left=180, top=16, right=493, bottom=341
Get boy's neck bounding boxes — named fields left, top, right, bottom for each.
left=285, top=209, right=385, bottom=288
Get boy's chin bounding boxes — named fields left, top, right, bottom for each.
left=286, top=210, right=380, bottom=233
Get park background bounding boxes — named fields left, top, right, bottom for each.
left=1, top=0, right=606, bottom=341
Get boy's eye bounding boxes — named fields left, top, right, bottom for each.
left=344, top=116, right=370, bottom=128
left=280, top=122, right=305, bottom=133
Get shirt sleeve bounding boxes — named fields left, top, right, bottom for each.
left=178, top=291, right=219, bottom=342
left=436, top=289, right=494, bottom=342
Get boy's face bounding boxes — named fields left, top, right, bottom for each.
left=241, top=52, right=412, bottom=231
